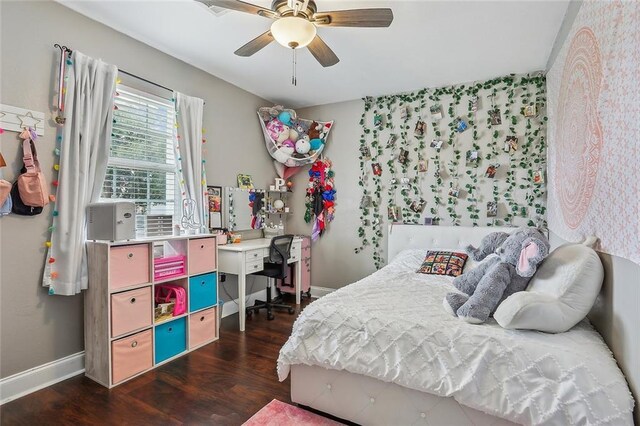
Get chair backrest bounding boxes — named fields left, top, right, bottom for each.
left=268, top=235, right=294, bottom=278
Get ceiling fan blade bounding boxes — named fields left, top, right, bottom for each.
left=307, top=35, right=339, bottom=67
left=195, top=0, right=278, bottom=19
left=234, top=31, right=275, bottom=57
left=313, top=8, right=393, bottom=27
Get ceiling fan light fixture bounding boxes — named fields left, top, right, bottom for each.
left=270, top=16, right=316, bottom=49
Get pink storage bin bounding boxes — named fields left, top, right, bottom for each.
left=154, top=255, right=186, bottom=281
left=110, top=244, right=150, bottom=289
left=111, top=329, right=153, bottom=384
left=189, top=307, right=217, bottom=348
left=189, top=238, right=217, bottom=275
left=111, top=287, right=153, bottom=337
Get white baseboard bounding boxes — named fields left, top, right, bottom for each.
left=310, top=286, right=335, bottom=298
left=0, top=351, right=85, bottom=405
left=220, top=289, right=267, bottom=318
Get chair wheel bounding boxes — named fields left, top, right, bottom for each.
left=306, top=291, right=311, bottom=298
left=267, top=313, right=275, bottom=320
left=246, top=311, right=253, bottom=318
left=288, top=308, right=295, bottom=315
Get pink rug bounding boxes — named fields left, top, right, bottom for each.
left=243, top=399, right=344, bottom=426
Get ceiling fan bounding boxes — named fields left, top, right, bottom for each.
left=196, top=0, right=393, bottom=68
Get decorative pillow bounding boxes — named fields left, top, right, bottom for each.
left=494, top=242, right=604, bottom=333
left=417, top=251, right=468, bottom=277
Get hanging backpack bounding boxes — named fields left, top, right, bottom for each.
left=11, top=174, right=42, bottom=216
left=16, top=138, right=49, bottom=207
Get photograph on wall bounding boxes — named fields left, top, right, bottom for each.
left=465, top=150, right=480, bottom=166
left=503, top=136, right=518, bottom=154
left=430, top=139, right=444, bottom=150
left=523, top=104, right=538, bottom=118
left=237, top=174, right=254, bottom=189
left=533, top=169, right=545, bottom=185
left=359, top=144, right=371, bottom=160
left=418, top=159, right=428, bottom=173
left=398, top=148, right=410, bottom=165
left=455, top=117, right=468, bottom=133
left=371, top=162, right=382, bottom=176
left=207, top=186, right=223, bottom=229
left=409, top=199, right=426, bottom=213
left=448, top=186, right=460, bottom=198
left=487, top=201, right=498, bottom=217
left=485, top=164, right=499, bottom=178
left=400, top=176, right=411, bottom=190
left=400, top=105, right=411, bottom=120
left=469, top=95, right=479, bottom=112
left=360, top=195, right=372, bottom=208
left=429, top=104, right=443, bottom=120
left=373, top=114, right=383, bottom=129
left=414, top=119, right=427, bottom=137
left=387, top=205, right=400, bottom=221
left=424, top=217, right=439, bottom=225
left=386, top=134, right=398, bottom=148
left=488, top=108, right=502, bottom=125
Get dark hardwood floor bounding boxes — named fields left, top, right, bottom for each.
left=1, top=296, right=311, bottom=426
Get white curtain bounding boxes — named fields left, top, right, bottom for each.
left=43, top=51, right=117, bottom=295
left=174, top=92, right=206, bottom=229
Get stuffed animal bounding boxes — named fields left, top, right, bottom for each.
left=308, top=121, right=321, bottom=140
left=273, top=145, right=295, bottom=164
left=443, top=227, right=550, bottom=324
left=295, top=136, right=311, bottom=154
left=310, top=138, right=323, bottom=151
left=266, top=119, right=291, bottom=144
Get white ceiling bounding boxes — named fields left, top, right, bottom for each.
left=57, top=0, right=569, bottom=108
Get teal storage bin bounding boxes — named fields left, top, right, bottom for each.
left=155, top=317, right=186, bottom=364
left=189, top=272, right=217, bottom=312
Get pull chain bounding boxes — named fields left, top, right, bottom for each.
left=291, top=48, right=297, bottom=86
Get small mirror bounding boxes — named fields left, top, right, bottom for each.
left=224, top=187, right=266, bottom=231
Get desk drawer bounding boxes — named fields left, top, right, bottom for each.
left=245, top=249, right=263, bottom=262
left=246, top=259, right=263, bottom=273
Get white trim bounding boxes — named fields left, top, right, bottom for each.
left=0, top=352, right=85, bottom=405
left=220, top=289, right=267, bottom=318
left=310, top=286, right=335, bottom=298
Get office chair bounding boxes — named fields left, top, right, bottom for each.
left=246, top=234, right=296, bottom=320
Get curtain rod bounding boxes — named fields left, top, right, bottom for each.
left=54, top=43, right=173, bottom=94
left=118, top=69, right=173, bottom=93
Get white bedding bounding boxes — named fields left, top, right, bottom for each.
left=277, top=250, right=634, bottom=425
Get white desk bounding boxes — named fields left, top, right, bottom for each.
left=218, top=237, right=302, bottom=331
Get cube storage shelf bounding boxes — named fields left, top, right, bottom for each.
left=85, top=234, right=219, bottom=388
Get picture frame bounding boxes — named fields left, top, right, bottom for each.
left=237, top=174, right=254, bottom=189
left=488, top=108, right=502, bottom=125
left=207, top=186, right=223, bottom=229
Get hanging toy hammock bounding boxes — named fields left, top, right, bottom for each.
left=258, top=105, right=333, bottom=180
left=304, top=157, right=336, bottom=241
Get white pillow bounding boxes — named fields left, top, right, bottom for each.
left=494, top=243, right=604, bottom=333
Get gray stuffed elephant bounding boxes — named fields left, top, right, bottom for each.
left=443, top=227, right=550, bottom=324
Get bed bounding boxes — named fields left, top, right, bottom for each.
left=277, top=225, right=635, bottom=425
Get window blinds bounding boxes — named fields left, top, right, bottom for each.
left=101, top=84, right=177, bottom=236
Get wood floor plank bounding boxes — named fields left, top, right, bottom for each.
left=1, top=297, right=312, bottom=425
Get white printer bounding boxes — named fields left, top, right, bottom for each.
left=87, top=202, right=136, bottom=241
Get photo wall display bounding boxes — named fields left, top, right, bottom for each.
left=355, top=73, right=548, bottom=268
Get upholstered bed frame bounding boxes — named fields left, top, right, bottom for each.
left=291, top=225, right=519, bottom=426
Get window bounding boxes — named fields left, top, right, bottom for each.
left=101, top=84, right=177, bottom=236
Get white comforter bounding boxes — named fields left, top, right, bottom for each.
left=278, top=250, right=634, bottom=425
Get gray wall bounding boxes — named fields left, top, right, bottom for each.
left=288, top=100, right=377, bottom=289
left=0, top=0, right=272, bottom=379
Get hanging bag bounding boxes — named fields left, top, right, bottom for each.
left=16, top=139, right=49, bottom=207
